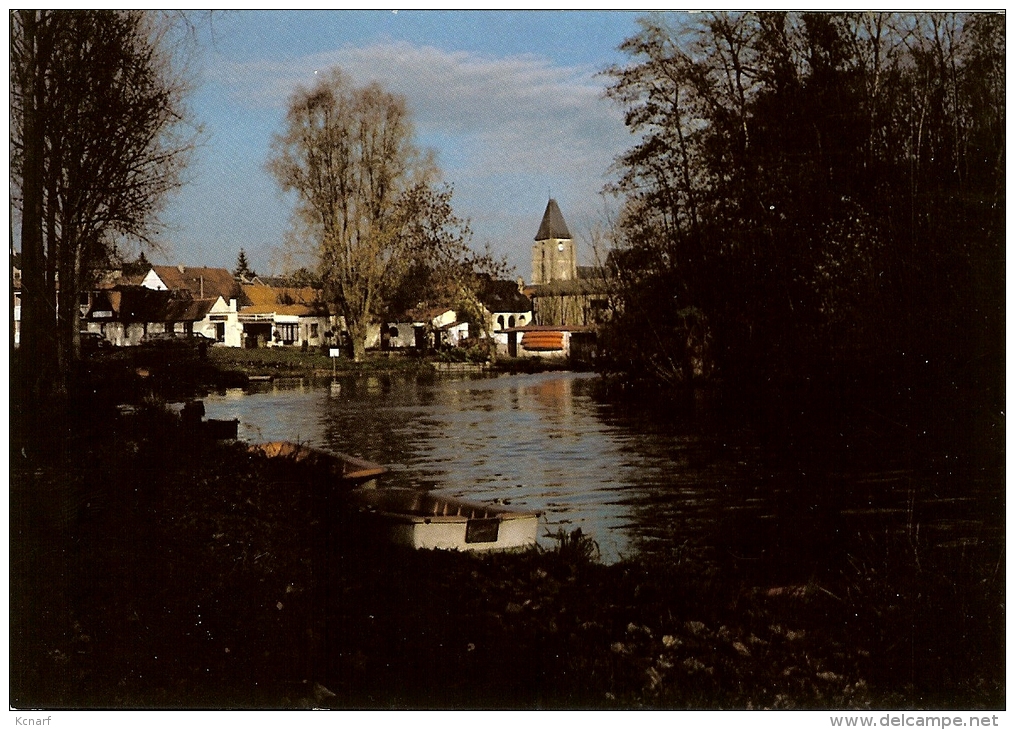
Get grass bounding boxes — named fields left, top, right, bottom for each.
left=207, top=346, right=434, bottom=378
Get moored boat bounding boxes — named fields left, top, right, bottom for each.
left=250, top=441, right=387, bottom=488
left=347, top=487, right=540, bottom=552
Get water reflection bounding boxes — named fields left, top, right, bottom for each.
left=202, top=371, right=1001, bottom=566
left=206, top=373, right=643, bottom=559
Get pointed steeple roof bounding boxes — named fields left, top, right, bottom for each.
left=534, top=199, right=572, bottom=241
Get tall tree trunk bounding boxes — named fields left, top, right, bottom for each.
left=10, top=199, right=16, bottom=358
left=16, top=9, right=51, bottom=449
left=54, top=229, right=82, bottom=397
left=347, top=315, right=367, bottom=362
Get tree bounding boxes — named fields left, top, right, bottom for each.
left=603, top=12, right=1004, bottom=387
left=388, top=183, right=508, bottom=352
left=234, top=248, right=254, bottom=280
left=11, top=10, right=197, bottom=420
left=121, top=250, right=153, bottom=280
left=268, top=70, right=496, bottom=361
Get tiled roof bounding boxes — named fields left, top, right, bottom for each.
left=241, top=303, right=320, bottom=317
left=399, top=305, right=454, bottom=323
left=88, top=286, right=216, bottom=323
left=152, top=265, right=240, bottom=301
left=106, top=287, right=172, bottom=322
left=242, top=283, right=280, bottom=307
left=240, top=283, right=328, bottom=316
left=163, top=298, right=216, bottom=322
left=534, top=199, right=571, bottom=241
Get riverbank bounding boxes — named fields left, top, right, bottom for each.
left=10, top=394, right=1003, bottom=709
left=200, top=347, right=575, bottom=379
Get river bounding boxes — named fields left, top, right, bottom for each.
left=202, top=370, right=1002, bottom=569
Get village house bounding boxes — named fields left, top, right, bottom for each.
left=83, top=285, right=217, bottom=346
left=382, top=306, right=468, bottom=351
left=76, top=261, right=344, bottom=349
left=474, top=276, right=533, bottom=356
left=239, top=281, right=332, bottom=349
left=79, top=263, right=241, bottom=346
left=139, top=265, right=243, bottom=343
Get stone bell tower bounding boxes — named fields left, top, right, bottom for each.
left=531, top=198, right=576, bottom=285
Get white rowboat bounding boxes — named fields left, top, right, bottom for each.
left=348, top=487, right=540, bottom=552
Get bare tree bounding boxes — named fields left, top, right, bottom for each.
left=268, top=70, right=492, bottom=361
left=11, top=10, right=197, bottom=414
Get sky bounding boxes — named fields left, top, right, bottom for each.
left=154, top=10, right=650, bottom=282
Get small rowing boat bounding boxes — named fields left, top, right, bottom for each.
left=347, top=487, right=540, bottom=552
left=250, top=441, right=387, bottom=488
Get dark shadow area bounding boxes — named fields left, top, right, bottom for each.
left=10, top=364, right=1004, bottom=708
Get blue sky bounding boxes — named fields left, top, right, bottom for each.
left=155, top=10, right=651, bottom=280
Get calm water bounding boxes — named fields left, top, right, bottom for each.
left=202, top=371, right=1001, bottom=566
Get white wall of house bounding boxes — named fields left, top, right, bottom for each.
left=364, top=322, right=382, bottom=350
left=299, top=316, right=329, bottom=348
left=268, top=314, right=300, bottom=346
left=492, top=310, right=532, bottom=331
left=93, top=321, right=147, bottom=347
left=239, top=312, right=332, bottom=348
left=205, top=297, right=242, bottom=347
left=141, top=269, right=168, bottom=290
left=384, top=310, right=466, bottom=350
left=489, top=309, right=532, bottom=348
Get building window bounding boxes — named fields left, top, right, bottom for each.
left=310, top=323, right=319, bottom=339
left=215, top=323, right=225, bottom=342
left=497, top=315, right=504, bottom=330
left=508, top=315, right=516, bottom=328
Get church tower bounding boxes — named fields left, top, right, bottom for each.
left=531, top=198, right=577, bottom=285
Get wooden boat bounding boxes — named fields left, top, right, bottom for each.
left=347, top=487, right=540, bottom=552
left=250, top=441, right=387, bottom=488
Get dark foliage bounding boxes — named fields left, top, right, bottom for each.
left=601, top=12, right=1004, bottom=399
left=233, top=248, right=255, bottom=280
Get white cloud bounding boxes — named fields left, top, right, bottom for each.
left=217, top=40, right=627, bottom=175
left=207, top=40, right=632, bottom=276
